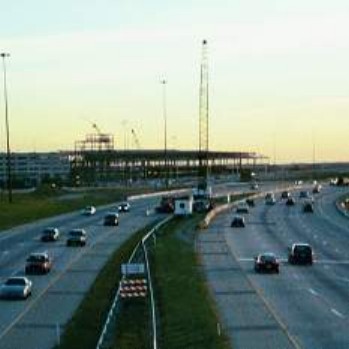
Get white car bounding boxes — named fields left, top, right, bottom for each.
left=236, top=202, right=249, bottom=214
left=0, top=276, right=32, bottom=299
left=82, top=206, right=96, bottom=215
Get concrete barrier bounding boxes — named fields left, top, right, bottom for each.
left=198, top=185, right=300, bottom=229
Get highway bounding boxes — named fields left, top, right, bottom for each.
left=0, top=197, right=160, bottom=349
left=201, top=184, right=349, bottom=349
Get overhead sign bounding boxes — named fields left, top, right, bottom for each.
left=121, top=263, right=145, bottom=275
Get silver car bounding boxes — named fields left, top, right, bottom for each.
left=0, top=276, right=32, bottom=300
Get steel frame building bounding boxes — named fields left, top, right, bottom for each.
left=71, top=148, right=266, bottom=184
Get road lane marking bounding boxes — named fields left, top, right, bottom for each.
left=331, top=308, right=345, bottom=319
left=308, top=288, right=319, bottom=296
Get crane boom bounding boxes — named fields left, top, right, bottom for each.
left=131, top=129, right=141, bottom=149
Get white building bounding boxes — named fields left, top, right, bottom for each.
left=0, top=152, right=70, bottom=187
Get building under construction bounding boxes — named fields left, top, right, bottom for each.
left=71, top=133, right=266, bottom=184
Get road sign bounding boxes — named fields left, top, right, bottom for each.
left=121, top=263, right=145, bottom=275
left=120, top=278, right=148, bottom=298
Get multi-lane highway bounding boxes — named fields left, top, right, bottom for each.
left=200, top=184, right=349, bottom=349
left=0, top=196, right=160, bottom=349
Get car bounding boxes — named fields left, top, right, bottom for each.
left=118, top=202, right=130, bottom=212
left=281, top=191, right=290, bottom=199
left=193, top=199, right=212, bottom=212
left=303, top=202, right=314, bottom=213
left=299, top=191, right=310, bottom=199
left=0, top=276, right=32, bottom=300
left=265, top=196, right=276, bottom=205
left=231, top=216, right=245, bottom=228
left=250, top=183, right=259, bottom=190
left=288, top=243, right=314, bottom=265
left=82, top=206, right=96, bottom=215
left=286, top=197, right=296, bottom=206
left=41, top=227, right=60, bottom=242
left=104, top=212, right=119, bottom=226
left=246, top=198, right=255, bottom=207
left=25, top=252, right=52, bottom=274
left=66, top=229, right=87, bottom=246
left=254, top=253, right=279, bottom=273
left=236, top=202, right=249, bottom=214
left=312, top=185, right=321, bottom=194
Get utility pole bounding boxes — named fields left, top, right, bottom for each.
left=198, top=40, right=209, bottom=191
left=1, top=52, right=12, bottom=203
left=160, top=79, right=168, bottom=188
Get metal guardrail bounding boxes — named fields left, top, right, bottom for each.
left=96, top=215, right=172, bottom=349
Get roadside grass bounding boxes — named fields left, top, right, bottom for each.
left=56, top=223, right=155, bottom=349
left=0, top=186, right=150, bottom=231
left=152, top=216, right=231, bottom=349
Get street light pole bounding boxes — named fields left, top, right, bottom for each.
left=160, top=79, right=168, bottom=188
left=1, top=53, right=12, bottom=203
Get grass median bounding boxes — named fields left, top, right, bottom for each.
left=152, top=216, right=231, bottom=349
left=55, top=223, right=156, bottom=349
left=109, top=216, right=230, bottom=349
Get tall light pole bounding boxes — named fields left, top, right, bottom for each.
left=160, top=79, right=168, bottom=187
left=1, top=53, right=12, bottom=203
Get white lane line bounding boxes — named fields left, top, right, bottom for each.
left=331, top=308, right=345, bottom=319
left=308, top=288, right=319, bottom=296
left=238, top=258, right=254, bottom=262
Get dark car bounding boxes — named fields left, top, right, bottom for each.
left=231, top=216, right=245, bottom=228
left=66, top=229, right=87, bottom=247
left=193, top=200, right=212, bottom=213
left=286, top=197, right=296, bottom=206
left=303, top=202, right=314, bottom=213
left=312, top=185, right=321, bottom=194
left=104, top=212, right=119, bottom=226
left=25, top=252, right=52, bottom=274
left=246, top=198, right=255, bottom=207
left=41, top=227, right=60, bottom=242
left=288, top=243, right=313, bottom=265
left=254, top=253, right=279, bottom=273
left=299, top=191, right=309, bottom=199
left=281, top=191, right=290, bottom=199
left=118, top=202, right=130, bottom=212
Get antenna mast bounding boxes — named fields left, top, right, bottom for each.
left=198, top=39, right=209, bottom=189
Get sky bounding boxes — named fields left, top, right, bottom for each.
left=1, top=0, right=349, bottom=163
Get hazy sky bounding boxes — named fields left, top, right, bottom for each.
left=1, top=0, right=349, bottom=163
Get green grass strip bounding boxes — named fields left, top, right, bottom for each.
left=152, top=217, right=231, bottom=349
left=0, top=187, right=150, bottom=231
left=56, top=223, right=156, bottom=349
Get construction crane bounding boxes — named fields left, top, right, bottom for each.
left=131, top=128, right=141, bottom=150
left=197, top=39, right=210, bottom=194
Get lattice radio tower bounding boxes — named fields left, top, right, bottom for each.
left=198, top=39, right=209, bottom=189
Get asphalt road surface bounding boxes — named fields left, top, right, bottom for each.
left=201, top=184, right=349, bottom=349
left=0, top=197, right=160, bottom=349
